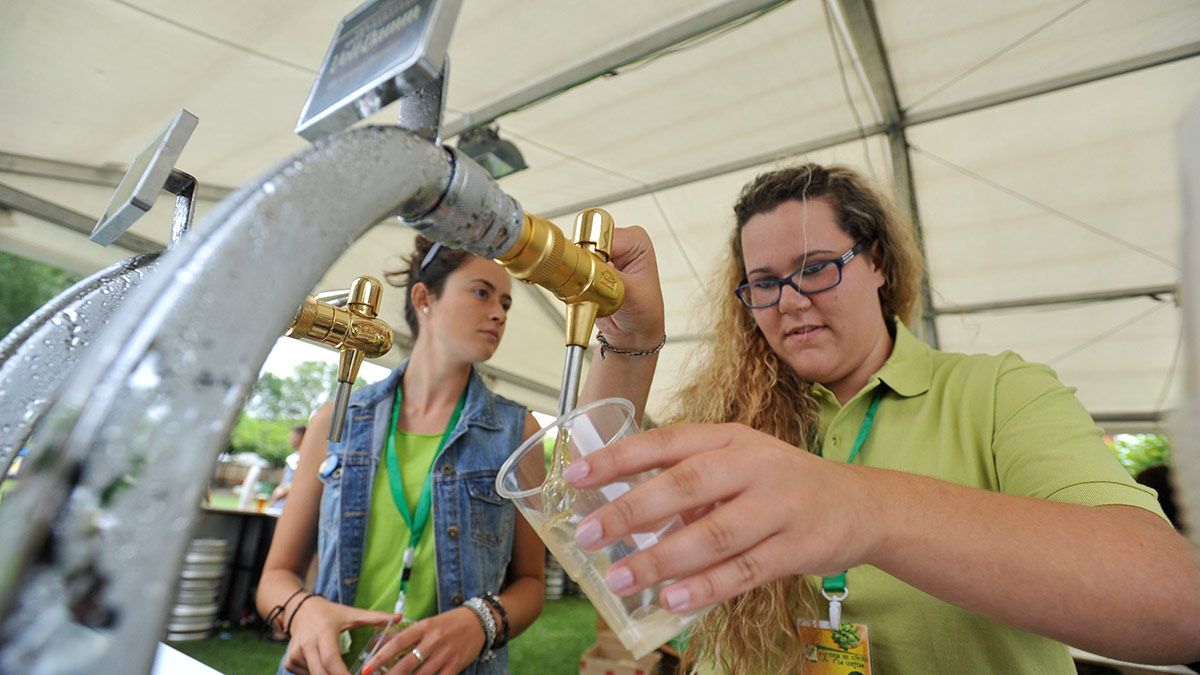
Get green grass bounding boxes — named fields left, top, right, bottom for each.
left=509, top=596, right=596, bottom=674
left=207, top=491, right=242, bottom=510
left=171, top=596, right=596, bottom=674
left=171, top=624, right=287, bottom=674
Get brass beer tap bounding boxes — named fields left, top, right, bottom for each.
left=497, top=208, right=622, bottom=414
left=286, top=275, right=393, bottom=441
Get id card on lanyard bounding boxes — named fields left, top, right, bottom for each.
left=384, top=385, right=466, bottom=621
left=800, top=388, right=883, bottom=675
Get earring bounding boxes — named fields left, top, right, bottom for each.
left=421, top=306, right=430, bottom=314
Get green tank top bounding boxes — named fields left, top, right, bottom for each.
left=348, top=430, right=441, bottom=659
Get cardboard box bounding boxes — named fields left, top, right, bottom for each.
left=578, top=637, right=662, bottom=675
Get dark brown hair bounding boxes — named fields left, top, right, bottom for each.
left=384, top=236, right=473, bottom=338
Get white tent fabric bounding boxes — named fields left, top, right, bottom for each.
left=1, top=0, right=1198, bottom=427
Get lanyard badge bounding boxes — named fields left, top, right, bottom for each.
left=800, top=389, right=883, bottom=674
left=384, top=384, right=467, bottom=620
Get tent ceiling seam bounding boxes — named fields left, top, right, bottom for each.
left=542, top=48, right=1199, bottom=220
left=1046, top=301, right=1166, bottom=366
left=905, top=0, right=1096, bottom=112
left=908, top=143, right=1177, bottom=269
left=108, top=0, right=317, bottom=75
left=442, top=0, right=793, bottom=138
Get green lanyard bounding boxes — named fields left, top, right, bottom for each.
left=819, top=388, right=883, bottom=626
left=384, top=385, right=466, bottom=618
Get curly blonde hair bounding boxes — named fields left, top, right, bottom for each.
left=672, top=163, right=925, bottom=673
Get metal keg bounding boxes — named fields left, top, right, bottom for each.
left=544, top=554, right=565, bottom=600
left=166, top=538, right=230, bottom=641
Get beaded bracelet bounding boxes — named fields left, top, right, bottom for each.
left=596, top=332, right=666, bottom=360
left=463, top=596, right=497, bottom=662
left=480, top=592, right=510, bottom=649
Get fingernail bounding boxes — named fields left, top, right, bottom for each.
left=562, top=461, right=589, bottom=484
left=575, top=518, right=602, bottom=547
left=363, top=666, right=373, bottom=675
left=606, top=566, right=634, bottom=594
left=664, top=586, right=691, bottom=612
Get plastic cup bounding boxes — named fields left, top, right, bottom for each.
left=495, top=397, right=707, bottom=658
left=348, top=618, right=413, bottom=675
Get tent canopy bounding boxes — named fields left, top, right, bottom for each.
left=1, top=0, right=1197, bottom=427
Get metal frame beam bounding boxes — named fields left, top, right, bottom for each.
left=673, top=283, right=1179, bottom=345
left=906, top=41, right=1200, bottom=127
left=540, top=44, right=1200, bottom=219
left=1090, top=411, right=1166, bottom=435
left=0, top=150, right=235, bottom=202
left=0, top=182, right=161, bottom=255
left=542, top=126, right=873, bottom=219
left=832, top=0, right=939, bottom=347
left=441, top=0, right=791, bottom=139
left=934, top=284, right=1176, bottom=316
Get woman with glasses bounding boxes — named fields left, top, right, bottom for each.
left=567, top=163, right=1200, bottom=672
left=256, top=237, right=544, bottom=675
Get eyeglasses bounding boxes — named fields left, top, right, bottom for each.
left=735, top=242, right=866, bottom=309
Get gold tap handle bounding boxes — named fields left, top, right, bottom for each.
left=496, top=208, right=624, bottom=347
left=286, top=275, right=393, bottom=444
left=285, top=275, right=394, bottom=382
left=566, top=208, right=614, bottom=347
left=337, top=276, right=386, bottom=384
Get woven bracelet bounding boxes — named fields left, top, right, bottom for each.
left=595, top=332, right=666, bottom=360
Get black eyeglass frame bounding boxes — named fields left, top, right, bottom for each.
left=734, top=242, right=867, bottom=309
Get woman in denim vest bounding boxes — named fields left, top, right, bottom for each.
left=257, top=237, right=544, bottom=675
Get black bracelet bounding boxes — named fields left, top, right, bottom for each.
left=285, top=593, right=319, bottom=637
left=261, top=588, right=306, bottom=640
left=481, top=592, right=510, bottom=648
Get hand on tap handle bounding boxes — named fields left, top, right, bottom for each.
left=579, top=226, right=666, bottom=422
left=593, top=226, right=665, bottom=352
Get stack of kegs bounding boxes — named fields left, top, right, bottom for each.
left=165, top=538, right=230, bottom=641
left=544, top=552, right=565, bottom=600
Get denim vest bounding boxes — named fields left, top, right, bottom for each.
left=302, top=361, right=526, bottom=674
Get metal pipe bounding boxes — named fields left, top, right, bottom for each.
left=315, top=289, right=352, bottom=307
left=0, top=124, right=519, bottom=674
left=1175, top=99, right=1200, bottom=549
left=0, top=252, right=161, bottom=480
left=558, top=345, right=586, bottom=416
left=329, top=382, right=354, bottom=442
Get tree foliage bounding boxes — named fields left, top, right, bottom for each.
left=228, top=415, right=305, bottom=467
left=0, top=251, right=81, bottom=338
left=231, top=360, right=366, bottom=465
left=244, top=360, right=339, bottom=419
left=1108, top=433, right=1171, bottom=477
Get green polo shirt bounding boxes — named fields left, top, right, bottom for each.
left=814, top=322, right=1165, bottom=673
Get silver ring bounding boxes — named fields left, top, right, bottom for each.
left=411, top=646, right=426, bottom=666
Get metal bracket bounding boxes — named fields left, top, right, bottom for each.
left=91, top=109, right=199, bottom=247
left=295, top=0, right=462, bottom=142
